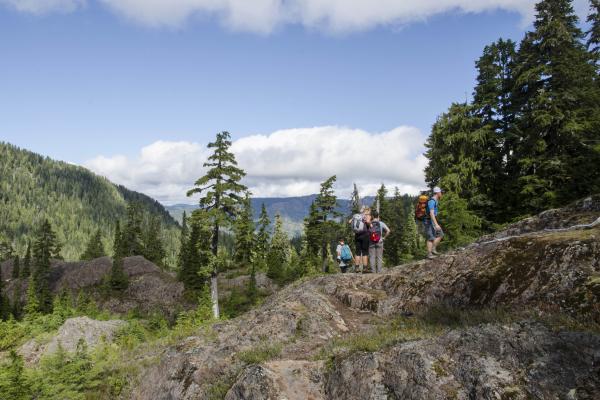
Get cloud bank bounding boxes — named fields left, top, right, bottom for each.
left=85, top=126, right=428, bottom=204
left=3, top=0, right=591, bottom=33
left=0, top=0, right=84, bottom=14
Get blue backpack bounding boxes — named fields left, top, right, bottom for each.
left=340, top=245, right=352, bottom=262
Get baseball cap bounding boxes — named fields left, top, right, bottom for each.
left=433, top=186, right=443, bottom=194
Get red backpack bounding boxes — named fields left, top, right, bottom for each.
left=369, top=221, right=382, bottom=243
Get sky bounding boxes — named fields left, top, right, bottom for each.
left=0, top=0, right=592, bottom=204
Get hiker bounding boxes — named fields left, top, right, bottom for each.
left=424, top=186, right=444, bottom=259
left=336, top=238, right=353, bottom=273
left=349, top=206, right=370, bottom=273
left=367, top=210, right=390, bottom=273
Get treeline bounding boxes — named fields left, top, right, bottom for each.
left=425, top=0, right=600, bottom=234
left=176, top=132, right=425, bottom=320
left=0, top=142, right=180, bottom=264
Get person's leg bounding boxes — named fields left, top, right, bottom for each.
left=369, top=246, right=376, bottom=273
left=432, top=229, right=444, bottom=253
left=361, top=255, right=368, bottom=272
left=377, top=244, right=384, bottom=273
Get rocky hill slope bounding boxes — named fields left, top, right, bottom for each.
left=133, top=195, right=600, bottom=400
left=1, top=256, right=190, bottom=319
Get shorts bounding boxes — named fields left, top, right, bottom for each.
left=423, top=220, right=444, bottom=241
left=355, top=232, right=370, bottom=256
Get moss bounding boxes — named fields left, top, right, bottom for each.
left=431, top=359, right=449, bottom=377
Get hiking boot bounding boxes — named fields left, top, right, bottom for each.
left=431, top=249, right=440, bottom=256
left=427, top=253, right=437, bottom=259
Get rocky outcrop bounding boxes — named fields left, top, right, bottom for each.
left=130, top=197, right=600, bottom=399
left=2, top=256, right=191, bottom=318
left=218, top=271, right=279, bottom=299
left=18, top=317, right=126, bottom=366
left=326, top=321, right=600, bottom=400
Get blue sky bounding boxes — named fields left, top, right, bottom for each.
left=0, top=0, right=591, bottom=201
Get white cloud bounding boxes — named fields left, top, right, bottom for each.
left=97, top=0, right=542, bottom=33
left=5, top=0, right=593, bottom=33
left=0, top=0, right=85, bottom=14
left=84, top=126, right=428, bottom=204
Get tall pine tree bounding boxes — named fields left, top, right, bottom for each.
left=80, top=229, right=106, bottom=261
left=266, top=214, right=290, bottom=283
left=20, top=241, right=31, bottom=279
left=142, top=215, right=166, bottom=267
left=176, top=211, right=189, bottom=277
left=109, top=221, right=129, bottom=292
left=512, top=0, right=600, bottom=213
left=187, top=131, right=247, bottom=318
left=234, top=192, right=255, bottom=268
left=311, top=176, right=341, bottom=272
left=255, top=203, right=271, bottom=270
left=31, top=219, right=61, bottom=313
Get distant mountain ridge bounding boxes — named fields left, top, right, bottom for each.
left=0, top=142, right=180, bottom=262
left=167, top=195, right=379, bottom=236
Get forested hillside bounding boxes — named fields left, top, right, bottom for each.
left=0, top=142, right=180, bottom=264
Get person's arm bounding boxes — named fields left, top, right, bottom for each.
left=430, top=208, right=441, bottom=230
left=382, top=222, right=391, bottom=240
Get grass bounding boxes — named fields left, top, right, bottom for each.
left=237, top=342, right=283, bottom=365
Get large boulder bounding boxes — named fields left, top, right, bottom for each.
left=19, top=317, right=126, bottom=366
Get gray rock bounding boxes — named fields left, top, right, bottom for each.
left=130, top=199, right=600, bottom=399
left=19, top=316, right=126, bottom=365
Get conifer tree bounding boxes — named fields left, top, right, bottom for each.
left=121, top=202, right=144, bottom=257
left=32, top=219, right=61, bottom=313
left=438, top=192, right=482, bottom=248
left=24, top=276, right=39, bottom=316
left=374, top=184, right=390, bottom=218
left=142, top=215, right=166, bottom=267
left=21, top=241, right=31, bottom=279
left=0, top=351, right=29, bottom=400
left=399, top=212, right=419, bottom=262
left=234, top=192, right=255, bottom=268
left=472, top=39, right=518, bottom=222
left=109, top=221, right=128, bottom=292
left=512, top=0, right=600, bottom=212
left=350, top=183, right=361, bottom=214
left=588, top=0, right=600, bottom=67
left=0, top=234, right=13, bottom=262
left=187, top=131, right=247, bottom=318
left=11, top=284, right=22, bottom=319
left=80, top=229, right=105, bottom=261
left=304, top=202, right=321, bottom=256
left=425, top=103, right=488, bottom=204
left=383, top=188, right=406, bottom=267
left=12, top=254, right=20, bottom=279
left=311, top=176, right=342, bottom=272
left=254, top=203, right=271, bottom=270
left=176, top=211, right=189, bottom=277
left=266, top=215, right=290, bottom=283
left=179, top=211, right=212, bottom=294
left=0, top=265, right=9, bottom=320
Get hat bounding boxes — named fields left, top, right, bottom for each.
left=433, top=186, right=443, bottom=194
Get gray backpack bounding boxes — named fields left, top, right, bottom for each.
left=351, top=214, right=366, bottom=233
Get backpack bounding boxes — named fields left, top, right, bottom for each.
left=351, top=213, right=366, bottom=233
left=415, top=195, right=429, bottom=221
left=425, top=198, right=438, bottom=218
left=369, top=220, right=383, bottom=243
left=340, top=245, right=352, bottom=262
